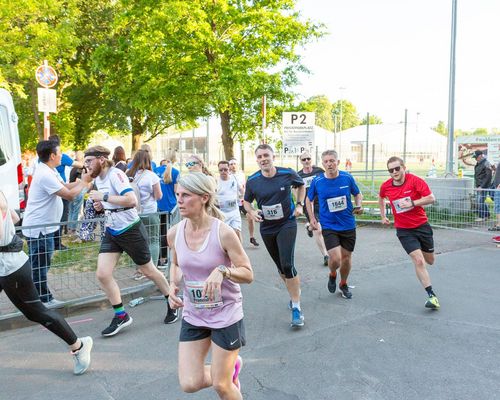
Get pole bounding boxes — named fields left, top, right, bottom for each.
left=43, top=112, right=50, bottom=140
left=365, top=112, right=370, bottom=178
left=403, top=109, right=408, bottom=162
left=371, top=144, right=375, bottom=194
left=446, top=0, right=458, bottom=174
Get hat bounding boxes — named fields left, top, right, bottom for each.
left=472, top=150, right=483, bottom=159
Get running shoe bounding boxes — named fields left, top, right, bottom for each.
left=306, top=224, right=313, bottom=238
left=164, top=304, right=179, bottom=324
left=101, top=314, right=133, bottom=337
left=425, top=295, right=440, bottom=309
left=339, top=284, right=352, bottom=299
left=327, top=274, right=337, bottom=293
left=323, top=255, right=329, bottom=266
left=250, top=237, right=259, bottom=247
left=493, top=236, right=500, bottom=243
left=132, top=271, right=145, bottom=281
left=291, top=307, right=304, bottom=327
left=488, top=225, right=500, bottom=231
left=233, top=355, right=243, bottom=391
left=72, top=336, right=93, bottom=375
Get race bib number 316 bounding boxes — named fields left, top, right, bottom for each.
left=261, top=203, right=284, bottom=220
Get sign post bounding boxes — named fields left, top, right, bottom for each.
left=282, top=112, right=315, bottom=156
left=35, top=60, right=58, bottom=140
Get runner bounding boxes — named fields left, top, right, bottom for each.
left=378, top=156, right=440, bottom=309
left=217, top=160, right=243, bottom=242
left=229, top=158, right=259, bottom=247
left=307, top=150, right=363, bottom=299
left=0, top=190, right=92, bottom=375
left=243, top=144, right=306, bottom=327
left=84, top=145, right=178, bottom=337
left=167, top=172, right=253, bottom=399
left=296, top=151, right=329, bottom=266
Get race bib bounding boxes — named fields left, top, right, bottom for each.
left=104, top=210, right=113, bottom=227
left=221, top=199, right=238, bottom=210
left=261, top=203, right=284, bottom=220
left=327, top=196, right=347, bottom=212
left=303, top=176, right=315, bottom=188
left=392, top=197, right=414, bottom=214
left=185, top=280, right=223, bottom=309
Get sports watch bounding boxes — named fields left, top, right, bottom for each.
left=296, top=201, right=304, bottom=207
left=217, top=265, right=229, bottom=278
left=103, top=193, right=109, bottom=202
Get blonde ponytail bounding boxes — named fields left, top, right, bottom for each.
left=177, top=172, right=224, bottom=221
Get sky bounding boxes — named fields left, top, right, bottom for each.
left=294, top=0, right=500, bottom=131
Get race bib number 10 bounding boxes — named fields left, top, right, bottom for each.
left=261, top=203, right=284, bottom=220
left=185, top=280, right=223, bottom=309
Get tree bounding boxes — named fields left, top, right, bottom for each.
left=332, top=100, right=360, bottom=131
left=361, top=114, right=382, bottom=125
left=297, top=95, right=334, bottom=131
left=433, top=120, right=447, bottom=136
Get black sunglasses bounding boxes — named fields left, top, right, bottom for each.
left=301, top=157, right=311, bottom=162
left=388, top=166, right=402, bottom=173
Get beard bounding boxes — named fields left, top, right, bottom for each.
left=90, top=162, right=102, bottom=178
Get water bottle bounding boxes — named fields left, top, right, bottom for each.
left=129, top=297, right=145, bottom=307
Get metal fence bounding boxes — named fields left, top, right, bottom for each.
left=0, top=208, right=180, bottom=320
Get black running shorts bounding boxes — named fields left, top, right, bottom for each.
left=179, top=318, right=246, bottom=351
left=322, top=228, right=356, bottom=252
left=396, top=222, right=434, bottom=254
left=99, top=221, right=152, bottom=266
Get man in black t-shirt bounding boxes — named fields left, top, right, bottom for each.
left=244, top=144, right=306, bottom=328
left=297, top=151, right=329, bottom=266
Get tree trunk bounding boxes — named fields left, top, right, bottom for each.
left=131, top=111, right=144, bottom=152
left=29, top=82, right=43, bottom=141
left=220, top=110, right=234, bottom=160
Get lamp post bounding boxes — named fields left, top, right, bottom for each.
left=446, top=0, right=458, bottom=174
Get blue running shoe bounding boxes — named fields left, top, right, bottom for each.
left=291, top=307, right=304, bottom=327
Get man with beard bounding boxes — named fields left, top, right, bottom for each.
left=243, top=144, right=306, bottom=328
left=84, top=146, right=178, bottom=337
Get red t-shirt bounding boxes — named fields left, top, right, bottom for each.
left=379, top=173, right=432, bottom=229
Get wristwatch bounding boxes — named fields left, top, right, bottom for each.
left=103, top=193, right=109, bottom=202
left=217, top=265, right=229, bottom=279
left=296, top=201, right=304, bottom=207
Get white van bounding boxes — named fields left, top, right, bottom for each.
left=0, top=88, right=26, bottom=213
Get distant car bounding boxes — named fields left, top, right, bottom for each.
left=0, top=88, right=26, bottom=214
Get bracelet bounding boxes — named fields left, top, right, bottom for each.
left=411, top=199, right=415, bottom=207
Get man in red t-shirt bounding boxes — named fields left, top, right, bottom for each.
left=378, top=156, right=440, bottom=310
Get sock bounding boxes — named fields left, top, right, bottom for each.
left=164, top=295, right=169, bottom=301
left=329, top=271, right=337, bottom=278
left=113, top=303, right=127, bottom=318
left=340, top=280, right=347, bottom=287
left=291, top=301, right=301, bottom=310
left=425, top=286, right=435, bottom=297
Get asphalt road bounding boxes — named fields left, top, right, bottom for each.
left=1, top=222, right=499, bottom=400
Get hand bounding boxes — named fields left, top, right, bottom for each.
left=202, top=268, right=224, bottom=301
left=399, top=198, right=413, bottom=209
left=250, top=209, right=263, bottom=223
left=381, top=216, right=391, bottom=225
left=80, top=168, right=92, bottom=183
left=294, top=204, right=303, bottom=217
left=352, top=206, right=363, bottom=215
left=310, top=218, right=320, bottom=230
left=168, top=284, right=184, bottom=309
left=93, top=201, right=103, bottom=211
left=89, top=190, right=104, bottom=201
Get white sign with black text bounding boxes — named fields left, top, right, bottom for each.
left=282, top=112, right=315, bottom=155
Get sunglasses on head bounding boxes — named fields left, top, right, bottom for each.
left=388, top=166, right=402, bottom=173
left=301, top=157, right=311, bottom=162
left=185, top=161, right=199, bottom=168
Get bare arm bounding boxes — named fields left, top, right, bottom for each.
left=378, top=196, right=390, bottom=224
left=55, top=180, right=87, bottom=201
left=153, top=182, right=162, bottom=200
left=352, top=193, right=363, bottom=215
left=167, top=225, right=184, bottom=309
left=243, top=200, right=262, bottom=222
left=413, top=193, right=435, bottom=207
left=89, top=190, right=137, bottom=208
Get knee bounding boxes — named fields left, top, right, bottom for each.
left=212, top=380, right=233, bottom=397
left=425, top=255, right=435, bottom=265
left=282, top=264, right=297, bottom=279
left=413, top=256, right=426, bottom=269
left=96, top=268, right=111, bottom=283
left=138, top=264, right=156, bottom=278
left=179, top=377, right=204, bottom=393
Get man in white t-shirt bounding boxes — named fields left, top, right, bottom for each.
left=84, top=145, right=177, bottom=337
left=229, top=158, right=259, bottom=247
left=217, top=160, right=243, bottom=241
left=22, top=140, right=90, bottom=306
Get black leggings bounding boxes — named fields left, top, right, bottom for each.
left=261, top=225, right=298, bottom=279
left=159, top=212, right=169, bottom=260
left=0, top=260, right=77, bottom=345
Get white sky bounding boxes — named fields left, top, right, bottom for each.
left=295, top=0, right=500, bottom=131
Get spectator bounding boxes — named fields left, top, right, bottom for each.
left=489, top=160, right=500, bottom=231
left=127, top=150, right=162, bottom=278
left=127, top=143, right=157, bottom=171
left=155, top=151, right=180, bottom=267
left=473, top=150, right=493, bottom=222
left=185, top=154, right=212, bottom=176
left=21, top=140, right=90, bottom=306
left=68, top=151, right=86, bottom=234
left=112, top=146, right=127, bottom=172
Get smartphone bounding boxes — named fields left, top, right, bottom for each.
left=352, top=206, right=361, bottom=214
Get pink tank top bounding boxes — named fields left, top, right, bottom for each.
left=175, top=218, right=243, bottom=328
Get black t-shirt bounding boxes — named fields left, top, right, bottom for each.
left=298, top=166, right=324, bottom=213
left=244, top=167, right=304, bottom=234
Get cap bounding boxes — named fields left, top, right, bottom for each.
left=472, top=150, right=483, bottom=159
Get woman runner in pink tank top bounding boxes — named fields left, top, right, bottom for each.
left=167, top=172, right=253, bottom=400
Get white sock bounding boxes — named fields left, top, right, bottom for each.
left=292, top=302, right=301, bottom=310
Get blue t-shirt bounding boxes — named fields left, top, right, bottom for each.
left=244, top=167, right=304, bottom=234
left=56, top=153, right=74, bottom=182
left=308, top=171, right=360, bottom=231
left=155, top=165, right=179, bottom=212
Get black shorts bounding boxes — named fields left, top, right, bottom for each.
left=179, top=318, right=246, bottom=351
left=396, top=222, right=434, bottom=254
left=99, top=220, right=151, bottom=265
left=322, top=229, right=356, bottom=252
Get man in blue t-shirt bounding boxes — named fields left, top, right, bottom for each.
left=307, top=149, right=363, bottom=299
left=244, top=144, right=306, bottom=328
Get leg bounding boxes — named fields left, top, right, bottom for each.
left=339, top=247, right=353, bottom=282
left=327, top=245, right=342, bottom=274
left=211, top=343, right=243, bottom=400
left=409, top=249, right=432, bottom=288
left=96, top=252, right=122, bottom=305
left=138, top=260, right=171, bottom=296
left=159, top=212, right=169, bottom=263
left=275, top=226, right=301, bottom=302
left=141, top=214, right=160, bottom=267
left=247, top=214, right=255, bottom=238
left=178, top=338, right=212, bottom=393
left=28, top=233, right=54, bottom=303
left=313, top=229, right=328, bottom=257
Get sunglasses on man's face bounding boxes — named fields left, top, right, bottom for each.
left=301, top=157, right=311, bottom=162
left=185, top=161, right=199, bottom=168
left=388, top=166, right=402, bottom=173
left=219, top=168, right=229, bottom=172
